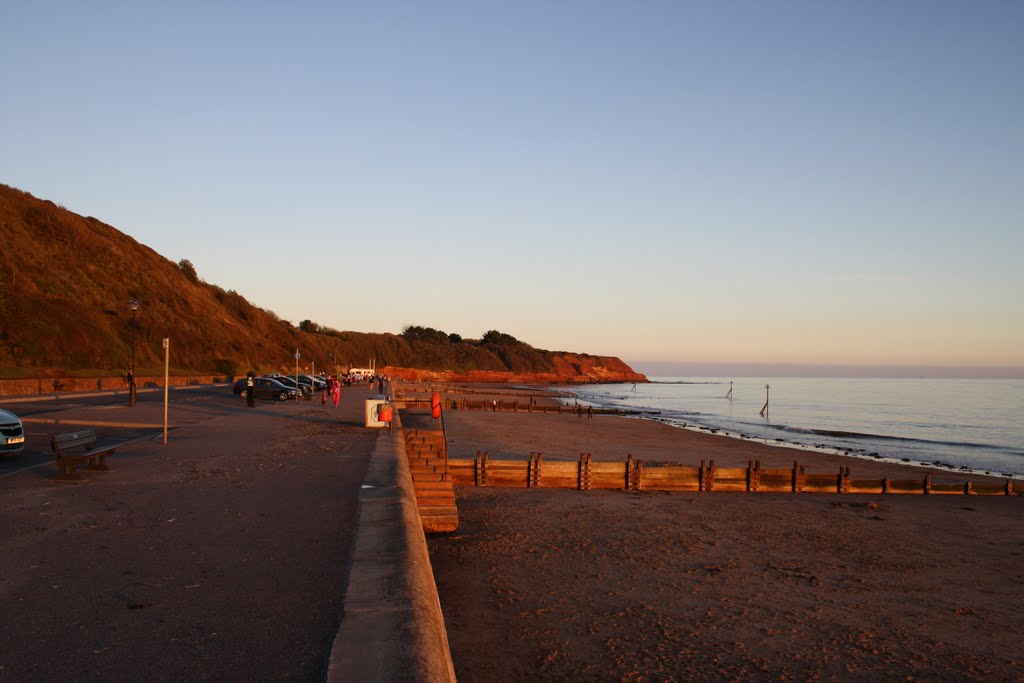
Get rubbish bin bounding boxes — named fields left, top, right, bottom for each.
left=365, top=395, right=388, bottom=428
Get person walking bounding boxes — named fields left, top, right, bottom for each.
left=331, top=375, right=341, bottom=408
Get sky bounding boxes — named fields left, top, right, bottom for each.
left=3, top=1, right=1022, bottom=377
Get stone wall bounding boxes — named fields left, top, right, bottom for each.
left=0, top=375, right=223, bottom=396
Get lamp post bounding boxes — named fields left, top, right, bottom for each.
left=129, top=299, right=140, bottom=407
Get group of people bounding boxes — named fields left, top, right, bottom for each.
left=320, top=374, right=392, bottom=407
left=322, top=375, right=342, bottom=407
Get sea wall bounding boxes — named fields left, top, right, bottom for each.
left=327, top=412, right=457, bottom=681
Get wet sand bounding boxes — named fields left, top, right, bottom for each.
left=427, top=406, right=1024, bottom=682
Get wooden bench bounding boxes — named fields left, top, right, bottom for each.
left=50, top=429, right=118, bottom=482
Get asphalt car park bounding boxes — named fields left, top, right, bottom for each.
left=0, top=381, right=377, bottom=681
left=0, top=385, right=237, bottom=477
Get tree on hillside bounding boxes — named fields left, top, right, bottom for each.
left=178, top=259, right=199, bottom=283
left=482, top=330, right=519, bottom=345
left=403, top=325, right=449, bottom=343
left=299, top=320, right=322, bottom=333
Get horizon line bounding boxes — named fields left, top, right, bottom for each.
left=629, top=361, right=1024, bottom=380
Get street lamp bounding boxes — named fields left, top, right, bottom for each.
left=129, top=299, right=140, bottom=407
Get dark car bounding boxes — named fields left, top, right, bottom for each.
left=264, top=375, right=312, bottom=395
left=232, top=377, right=300, bottom=401
left=297, top=374, right=326, bottom=391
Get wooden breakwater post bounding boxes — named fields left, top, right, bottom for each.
left=578, top=453, right=592, bottom=490
left=747, top=460, right=760, bottom=492
left=528, top=452, right=542, bottom=488
left=474, top=451, right=489, bottom=487
left=702, top=460, right=716, bottom=492
left=625, top=454, right=640, bottom=491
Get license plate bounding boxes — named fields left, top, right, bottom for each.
left=6, top=436, right=24, bottom=444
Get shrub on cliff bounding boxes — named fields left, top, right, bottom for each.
left=481, top=330, right=519, bottom=345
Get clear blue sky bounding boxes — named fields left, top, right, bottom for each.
left=3, top=1, right=1022, bottom=376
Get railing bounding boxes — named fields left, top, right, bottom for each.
left=438, top=405, right=450, bottom=482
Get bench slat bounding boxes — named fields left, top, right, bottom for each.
left=52, top=430, right=98, bottom=454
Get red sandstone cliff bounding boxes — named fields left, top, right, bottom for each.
left=382, top=353, right=647, bottom=385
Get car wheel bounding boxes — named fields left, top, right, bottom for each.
left=278, top=391, right=288, bottom=401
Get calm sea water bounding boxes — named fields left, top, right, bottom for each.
left=566, top=377, right=1024, bottom=478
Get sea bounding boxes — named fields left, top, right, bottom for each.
left=564, top=377, right=1024, bottom=479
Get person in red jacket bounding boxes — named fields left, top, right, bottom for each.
left=330, top=375, right=341, bottom=408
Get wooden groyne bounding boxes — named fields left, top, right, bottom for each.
left=397, top=396, right=653, bottom=416
left=448, top=454, right=1020, bottom=496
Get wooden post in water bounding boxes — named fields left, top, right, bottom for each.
left=725, top=381, right=733, bottom=401
left=759, top=384, right=770, bottom=417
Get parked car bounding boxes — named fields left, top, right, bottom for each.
left=297, top=374, right=326, bottom=391
left=0, top=408, right=26, bottom=454
left=264, top=375, right=312, bottom=395
left=232, top=377, right=300, bottom=401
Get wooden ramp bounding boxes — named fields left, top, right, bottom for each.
left=404, top=430, right=459, bottom=533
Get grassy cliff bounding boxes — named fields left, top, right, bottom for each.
left=0, top=184, right=645, bottom=383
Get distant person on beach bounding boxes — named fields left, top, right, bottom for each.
left=331, top=375, right=341, bottom=407
left=491, top=400, right=497, bottom=412
left=576, top=405, right=583, bottom=419
left=587, top=406, right=593, bottom=419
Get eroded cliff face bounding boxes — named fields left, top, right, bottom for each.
left=381, top=353, right=647, bottom=385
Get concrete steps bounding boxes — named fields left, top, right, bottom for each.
left=404, top=429, right=458, bottom=533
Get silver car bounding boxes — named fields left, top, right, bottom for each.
left=0, top=408, right=26, bottom=454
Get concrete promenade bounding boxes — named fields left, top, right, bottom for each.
left=0, top=385, right=454, bottom=681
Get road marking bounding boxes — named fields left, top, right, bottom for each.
left=22, top=418, right=168, bottom=429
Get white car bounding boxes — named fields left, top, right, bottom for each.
left=0, top=408, right=26, bottom=454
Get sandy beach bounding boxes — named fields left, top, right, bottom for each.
left=425, top=390, right=1024, bottom=682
